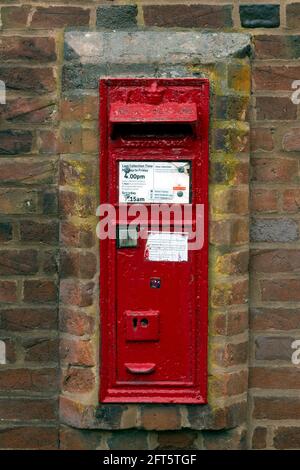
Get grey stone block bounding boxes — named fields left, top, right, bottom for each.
left=250, top=218, right=298, bottom=243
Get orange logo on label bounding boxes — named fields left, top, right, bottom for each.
left=173, top=186, right=186, bottom=191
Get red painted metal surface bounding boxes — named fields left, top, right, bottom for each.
left=99, top=78, right=209, bottom=403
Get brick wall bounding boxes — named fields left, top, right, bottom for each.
left=0, top=0, right=300, bottom=450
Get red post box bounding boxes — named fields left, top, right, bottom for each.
left=99, top=78, right=209, bottom=403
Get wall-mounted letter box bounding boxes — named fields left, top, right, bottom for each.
left=99, top=78, right=209, bottom=403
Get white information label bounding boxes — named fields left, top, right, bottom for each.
left=145, top=232, right=188, bottom=262
left=119, top=161, right=190, bottom=203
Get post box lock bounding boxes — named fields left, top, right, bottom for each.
left=99, top=78, right=209, bottom=404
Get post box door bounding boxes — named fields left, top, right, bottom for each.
left=99, top=78, right=209, bottom=403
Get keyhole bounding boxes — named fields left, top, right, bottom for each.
left=132, top=318, right=138, bottom=330
left=141, top=318, right=149, bottom=327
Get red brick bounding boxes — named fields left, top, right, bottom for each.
left=140, top=405, right=181, bottom=431
left=23, top=280, right=57, bottom=303
left=0, top=158, right=57, bottom=185
left=0, top=67, right=56, bottom=93
left=0, top=130, right=33, bottom=155
left=0, top=250, right=38, bottom=275
left=261, top=279, right=300, bottom=302
left=60, top=280, right=94, bottom=307
left=0, top=280, right=17, bottom=303
left=253, top=66, right=300, bottom=91
left=254, top=396, right=300, bottom=420
left=274, top=427, right=300, bottom=449
left=1, top=6, right=31, bottom=28
left=60, top=250, right=97, bottom=279
left=0, top=426, right=58, bottom=450
left=252, top=249, right=300, bottom=273
left=31, top=7, right=90, bottom=28
left=62, top=366, right=95, bottom=393
left=282, top=128, right=300, bottom=151
left=42, top=250, right=58, bottom=275
left=143, top=4, right=233, bottom=28
left=283, top=189, right=300, bottom=212
left=212, top=188, right=248, bottom=215
left=251, top=188, right=278, bottom=213
left=0, top=398, right=56, bottom=421
left=0, top=36, right=56, bottom=62
left=210, top=218, right=249, bottom=246
left=0, top=368, right=58, bottom=392
left=60, top=95, right=98, bottom=121
left=0, top=307, right=57, bottom=331
left=60, top=338, right=94, bottom=366
left=251, top=127, right=274, bottom=152
left=250, top=367, right=300, bottom=390
left=210, top=370, right=248, bottom=398
left=252, top=427, right=267, bottom=449
left=252, top=157, right=298, bottom=183
left=59, top=190, right=96, bottom=218
left=203, top=427, right=247, bottom=450
left=251, top=307, right=300, bottom=332
left=254, top=35, right=300, bottom=59
left=38, top=130, right=59, bottom=155
left=60, top=426, right=102, bottom=450
left=20, top=220, right=58, bottom=244
left=212, top=341, right=248, bottom=367
left=256, top=97, right=297, bottom=121
left=23, top=338, right=58, bottom=363
left=1, top=97, right=57, bottom=123
left=60, top=158, right=96, bottom=187
left=60, top=309, right=94, bottom=336
left=156, top=431, right=197, bottom=450
left=212, top=310, right=248, bottom=336
left=60, top=221, right=95, bottom=248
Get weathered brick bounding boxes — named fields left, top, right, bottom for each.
left=62, top=366, right=95, bottom=393
left=214, top=95, right=249, bottom=121
left=250, top=218, right=298, bottom=242
left=42, top=250, right=58, bottom=275
left=203, top=427, right=247, bottom=450
left=0, top=130, right=32, bottom=155
left=210, top=159, right=249, bottom=185
left=60, top=338, right=94, bottom=367
left=60, top=251, right=97, bottom=279
left=0, top=67, right=56, bottom=93
left=261, top=279, right=300, bottom=302
left=0, top=222, right=13, bottom=242
left=211, top=310, right=248, bottom=336
left=0, top=280, right=17, bottom=303
left=42, top=190, right=58, bottom=216
left=209, top=370, right=248, bottom=398
left=0, top=249, right=38, bottom=275
left=251, top=367, right=300, bottom=390
left=286, top=3, right=300, bottom=29
left=252, top=249, right=300, bottom=273
left=62, top=64, right=106, bottom=91
left=256, top=97, right=297, bottom=121
left=38, top=130, right=59, bottom=155
left=282, top=128, right=300, bottom=152
left=212, top=341, right=248, bottom=367
left=0, top=189, right=39, bottom=215
left=96, top=5, right=137, bottom=29
left=228, top=63, right=251, bottom=93
left=253, top=66, right=300, bottom=91
left=140, top=405, right=181, bottom=431
left=20, top=220, right=58, bottom=244
left=283, top=189, right=300, bottom=212
left=212, top=188, right=248, bottom=215
left=60, top=221, right=95, bottom=248
left=211, top=279, right=248, bottom=307
left=254, top=397, right=300, bottom=420
left=252, top=427, right=267, bottom=449
left=107, top=430, right=149, bottom=450
left=0, top=158, right=57, bottom=185
left=60, top=280, right=94, bottom=307
left=0, top=307, right=57, bottom=331
left=59, top=190, right=96, bottom=218
left=0, top=368, right=58, bottom=392
left=23, top=338, right=58, bottom=363
left=210, top=218, right=249, bottom=246
left=31, top=7, right=90, bottom=29
left=274, top=427, right=300, bottom=449
left=240, top=4, right=280, bottom=28
left=254, top=35, right=300, bottom=59
left=23, top=280, right=57, bottom=303
left=252, top=157, right=298, bottom=183
left=143, top=4, right=233, bottom=28
left=251, top=189, right=278, bottom=213
left=60, top=309, right=94, bottom=337
left=157, top=431, right=197, bottom=450
left=0, top=37, right=56, bottom=62
left=60, top=159, right=96, bottom=187
left=0, top=398, right=56, bottom=421
left=1, top=6, right=31, bottom=28
left=214, top=127, right=249, bottom=153
left=255, top=336, right=294, bottom=361
left=1, top=97, right=57, bottom=123
left=60, top=426, right=101, bottom=450
left=0, top=426, right=58, bottom=450
left=216, top=250, right=249, bottom=275
left=251, top=307, right=300, bottom=331
left=251, top=128, right=274, bottom=152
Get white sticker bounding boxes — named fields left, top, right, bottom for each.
left=119, top=161, right=190, bottom=203
left=145, top=232, right=188, bottom=262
